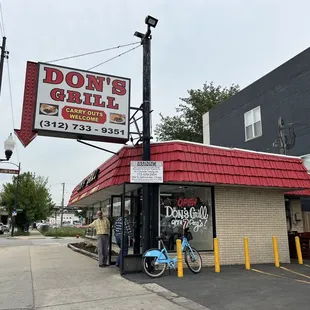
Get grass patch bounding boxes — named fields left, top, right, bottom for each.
left=41, top=227, right=85, bottom=237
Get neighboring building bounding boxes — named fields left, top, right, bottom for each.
left=203, top=47, right=310, bottom=228
left=203, top=47, right=310, bottom=156
left=68, top=141, right=310, bottom=266
left=47, top=206, right=80, bottom=225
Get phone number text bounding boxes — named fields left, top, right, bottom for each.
left=39, top=121, right=125, bottom=135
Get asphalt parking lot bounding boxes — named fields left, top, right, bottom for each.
left=125, top=262, right=310, bottom=310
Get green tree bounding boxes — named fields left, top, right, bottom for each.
left=1, top=172, right=55, bottom=230
left=155, top=81, right=240, bottom=143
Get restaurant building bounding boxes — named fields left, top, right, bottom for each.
left=68, top=140, right=310, bottom=267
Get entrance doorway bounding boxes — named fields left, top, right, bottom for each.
left=108, top=194, right=142, bottom=265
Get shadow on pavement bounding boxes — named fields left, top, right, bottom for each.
left=125, top=263, right=310, bottom=310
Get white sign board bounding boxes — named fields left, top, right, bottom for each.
left=33, top=63, right=130, bottom=143
left=130, top=161, right=163, bottom=183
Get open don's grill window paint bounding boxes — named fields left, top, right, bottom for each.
left=159, top=185, right=213, bottom=251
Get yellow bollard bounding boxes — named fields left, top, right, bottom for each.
left=176, top=239, right=183, bottom=277
left=295, top=236, right=303, bottom=265
left=272, top=236, right=280, bottom=267
left=214, top=237, right=220, bottom=273
left=244, top=237, right=251, bottom=270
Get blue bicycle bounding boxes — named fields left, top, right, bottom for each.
left=142, top=222, right=202, bottom=278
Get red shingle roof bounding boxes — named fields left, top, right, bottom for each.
left=68, top=141, right=310, bottom=205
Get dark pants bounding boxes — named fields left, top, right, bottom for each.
left=116, top=236, right=128, bottom=266
left=97, top=234, right=109, bottom=266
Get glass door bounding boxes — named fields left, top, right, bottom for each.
left=109, top=196, right=121, bottom=265
left=108, top=194, right=142, bottom=265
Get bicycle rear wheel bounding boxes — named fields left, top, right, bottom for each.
left=142, top=255, right=167, bottom=278
left=185, top=246, right=202, bottom=274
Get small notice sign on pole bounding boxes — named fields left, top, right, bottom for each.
left=130, top=161, right=163, bottom=183
left=0, top=169, right=19, bottom=175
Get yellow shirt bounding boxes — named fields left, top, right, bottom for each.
left=89, top=217, right=110, bottom=235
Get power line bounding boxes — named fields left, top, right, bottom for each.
left=6, top=59, right=19, bottom=163
left=87, top=44, right=141, bottom=71
left=0, top=1, right=5, bottom=36
left=296, top=130, right=310, bottom=139
left=46, top=42, right=140, bottom=63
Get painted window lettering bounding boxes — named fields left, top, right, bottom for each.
left=165, top=205, right=209, bottom=233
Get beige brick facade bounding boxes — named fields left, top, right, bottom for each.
left=213, top=186, right=290, bottom=265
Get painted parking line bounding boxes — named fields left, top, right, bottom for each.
left=304, top=264, right=310, bottom=268
left=251, top=268, right=310, bottom=285
left=280, top=266, right=310, bottom=280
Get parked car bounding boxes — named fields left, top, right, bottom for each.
left=0, top=222, right=4, bottom=235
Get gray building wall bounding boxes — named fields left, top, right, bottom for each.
left=207, top=47, right=310, bottom=156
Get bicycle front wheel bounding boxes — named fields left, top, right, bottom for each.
left=185, top=247, right=202, bottom=274
left=142, top=255, right=167, bottom=278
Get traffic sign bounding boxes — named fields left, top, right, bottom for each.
left=16, top=209, right=23, bottom=212
left=0, top=168, right=19, bottom=175
left=12, top=211, right=17, bottom=216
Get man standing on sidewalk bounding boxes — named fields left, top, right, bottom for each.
left=78, top=211, right=110, bottom=268
left=114, top=209, right=134, bottom=268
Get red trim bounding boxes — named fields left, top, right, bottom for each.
left=285, top=189, right=310, bottom=197
left=68, top=141, right=310, bottom=205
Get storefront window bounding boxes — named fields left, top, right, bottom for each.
left=159, top=185, right=213, bottom=251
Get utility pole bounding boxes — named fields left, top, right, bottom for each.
left=0, top=36, right=9, bottom=96
left=134, top=16, right=158, bottom=252
left=11, top=162, right=20, bottom=237
left=278, top=117, right=286, bottom=155
left=60, top=182, right=65, bottom=227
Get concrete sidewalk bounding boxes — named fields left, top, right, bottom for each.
left=0, top=244, right=197, bottom=310
left=7, top=229, right=46, bottom=240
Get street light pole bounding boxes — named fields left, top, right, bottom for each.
left=60, top=182, right=65, bottom=226
left=1, top=133, right=20, bottom=237
left=134, top=16, right=158, bottom=252
left=11, top=162, right=21, bottom=237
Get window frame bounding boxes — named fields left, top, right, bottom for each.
left=159, top=184, right=215, bottom=252
left=244, top=106, right=262, bottom=142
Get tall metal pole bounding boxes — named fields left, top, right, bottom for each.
left=60, top=182, right=65, bottom=226
left=11, top=162, right=20, bottom=237
left=142, top=27, right=151, bottom=252
left=0, top=36, right=7, bottom=96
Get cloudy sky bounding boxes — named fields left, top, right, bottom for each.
left=0, top=0, right=309, bottom=206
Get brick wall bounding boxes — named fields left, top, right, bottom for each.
left=214, top=186, right=290, bottom=265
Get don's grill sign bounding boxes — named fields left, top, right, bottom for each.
left=33, top=63, right=131, bottom=144
left=130, top=161, right=163, bottom=183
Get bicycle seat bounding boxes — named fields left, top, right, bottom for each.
left=156, top=236, right=165, bottom=241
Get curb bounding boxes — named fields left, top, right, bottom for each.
left=142, top=283, right=210, bottom=310
left=67, top=243, right=98, bottom=261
